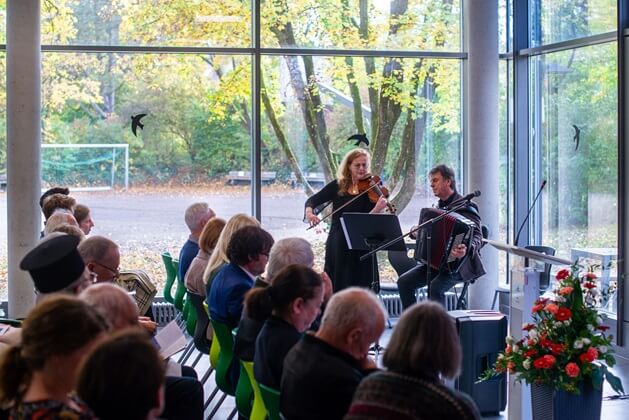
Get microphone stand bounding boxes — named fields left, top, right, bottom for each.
left=514, top=180, right=547, bottom=246
left=361, top=198, right=475, bottom=300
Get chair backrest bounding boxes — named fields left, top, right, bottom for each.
left=259, top=383, right=281, bottom=420
left=210, top=318, right=236, bottom=395
left=524, top=245, right=556, bottom=292
left=188, top=293, right=210, bottom=354
left=233, top=330, right=253, bottom=418
left=209, top=327, right=220, bottom=369
left=161, top=252, right=177, bottom=304
left=242, top=361, right=267, bottom=420
left=172, top=259, right=186, bottom=312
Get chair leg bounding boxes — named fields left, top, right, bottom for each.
left=491, top=290, right=499, bottom=310
left=456, top=283, right=469, bottom=310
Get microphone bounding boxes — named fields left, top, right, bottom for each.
left=450, top=190, right=481, bottom=206
left=514, top=180, right=547, bottom=246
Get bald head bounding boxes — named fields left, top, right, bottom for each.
left=317, top=288, right=387, bottom=360
left=79, top=283, right=139, bottom=331
left=78, top=236, right=121, bottom=283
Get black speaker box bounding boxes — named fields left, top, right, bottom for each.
left=449, top=310, right=507, bottom=415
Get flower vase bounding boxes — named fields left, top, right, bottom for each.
left=531, top=383, right=602, bottom=420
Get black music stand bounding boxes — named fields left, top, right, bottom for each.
left=340, top=213, right=406, bottom=294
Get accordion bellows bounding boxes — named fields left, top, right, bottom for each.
left=415, top=207, right=476, bottom=272
left=116, top=269, right=157, bottom=316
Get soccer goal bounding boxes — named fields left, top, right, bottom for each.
left=41, top=144, right=129, bottom=191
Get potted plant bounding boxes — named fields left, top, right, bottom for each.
left=480, top=266, right=624, bottom=420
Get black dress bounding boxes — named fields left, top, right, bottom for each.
left=305, top=180, right=376, bottom=291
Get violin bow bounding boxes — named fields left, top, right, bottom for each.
left=306, top=183, right=380, bottom=230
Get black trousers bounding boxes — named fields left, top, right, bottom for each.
left=397, top=263, right=462, bottom=310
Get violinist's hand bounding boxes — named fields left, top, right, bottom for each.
left=450, top=244, right=467, bottom=259
left=305, top=208, right=320, bottom=226
left=372, top=195, right=389, bottom=213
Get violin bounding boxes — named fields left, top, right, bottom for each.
left=356, top=174, right=396, bottom=214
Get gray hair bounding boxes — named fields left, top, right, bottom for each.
left=320, top=287, right=387, bottom=336
left=78, top=236, right=119, bottom=263
left=184, top=202, right=214, bottom=232
left=266, top=237, right=315, bottom=279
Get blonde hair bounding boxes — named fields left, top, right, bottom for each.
left=337, top=148, right=371, bottom=195
left=202, top=214, right=259, bottom=284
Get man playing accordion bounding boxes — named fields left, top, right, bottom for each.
left=397, top=164, right=486, bottom=309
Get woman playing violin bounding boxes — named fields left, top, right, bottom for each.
left=304, top=149, right=389, bottom=291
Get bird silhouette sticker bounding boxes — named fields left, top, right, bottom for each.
left=347, top=133, right=369, bottom=147
left=131, top=113, right=147, bottom=137
left=572, top=124, right=581, bottom=151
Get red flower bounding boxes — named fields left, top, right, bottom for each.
left=565, top=362, right=580, bottom=378
left=505, top=345, right=512, bottom=354
left=579, top=347, right=599, bottom=363
left=545, top=303, right=559, bottom=314
left=524, top=348, right=538, bottom=358
left=555, top=307, right=572, bottom=322
left=583, top=282, right=597, bottom=289
left=507, top=362, right=515, bottom=373
left=597, top=325, right=610, bottom=331
left=533, top=355, right=556, bottom=369
left=549, top=343, right=565, bottom=355
left=540, top=337, right=552, bottom=348
left=522, top=323, right=535, bottom=331
left=584, top=272, right=598, bottom=280
left=556, top=269, right=570, bottom=280
left=532, top=303, right=545, bottom=313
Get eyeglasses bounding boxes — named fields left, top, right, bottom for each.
left=92, top=261, right=121, bottom=280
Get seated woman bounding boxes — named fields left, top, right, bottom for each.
left=185, top=217, right=226, bottom=298
left=344, top=301, right=481, bottom=420
left=251, top=264, right=324, bottom=390
left=77, top=329, right=165, bottom=420
left=0, top=295, right=108, bottom=419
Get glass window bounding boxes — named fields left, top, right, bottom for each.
left=41, top=52, right=251, bottom=274
left=41, top=0, right=251, bottom=47
left=259, top=54, right=462, bottom=279
left=530, top=43, right=618, bottom=313
left=529, top=0, right=616, bottom=47
left=498, top=58, right=514, bottom=284
left=261, top=0, right=461, bottom=51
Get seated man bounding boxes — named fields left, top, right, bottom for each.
left=280, top=288, right=386, bottom=420
left=397, top=164, right=485, bottom=309
left=207, top=225, right=274, bottom=329
left=78, top=235, right=121, bottom=283
left=178, top=202, right=215, bottom=282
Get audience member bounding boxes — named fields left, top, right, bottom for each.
left=39, top=186, right=70, bottom=210
left=234, top=237, right=329, bottom=361
left=208, top=225, right=274, bottom=329
left=74, top=204, right=95, bottom=235
left=78, top=236, right=121, bottom=283
left=42, top=193, right=76, bottom=221
left=178, top=202, right=215, bottom=282
left=251, top=265, right=324, bottom=389
left=184, top=217, right=226, bottom=297
left=77, top=329, right=166, bottom=420
left=0, top=295, right=107, bottom=419
left=203, top=213, right=259, bottom=292
left=78, top=283, right=204, bottom=420
left=345, top=301, right=481, bottom=420
left=49, top=223, right=86, bottom=241
left=281, top=288, right=386, bottom=420
left=43, top=211, right=79, bottom=236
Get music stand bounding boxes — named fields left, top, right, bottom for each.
left=340, top=213, right=406, bottom=294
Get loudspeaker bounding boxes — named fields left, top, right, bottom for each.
left=449, top=310, right=508, bottom=415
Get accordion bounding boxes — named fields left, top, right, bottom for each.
left=414, top=207, right=476, bottom=272
left=116, top=269, right=157, bottom=316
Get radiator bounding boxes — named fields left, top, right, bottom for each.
left=379, top=287, right=457, bottom=317
left=152, top=301, right=178, bottom=326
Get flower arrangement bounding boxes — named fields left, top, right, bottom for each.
left=480, top=266, right=624, bottom=394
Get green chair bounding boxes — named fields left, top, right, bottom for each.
left=243, top=361, right=267, bottom=420
left=207, top=304, right=221, bottom=369
left=233, top=330, right=254, bottom=418
left=259, top=383, right=281, bottom=420
left=172, top=259, right=186, bottom=312
left=210, top=318, right=237, bottom=395
left=183, top=298, right=197, bottom=336
left=161, top=252, right=177, bottom=304
left=0, top=318, right=22, bottom=328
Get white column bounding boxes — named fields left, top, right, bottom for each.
left=7, top=0, right=41, bottom=317
left=463, top=0, right=499, bottom=310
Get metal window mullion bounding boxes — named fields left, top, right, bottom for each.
left=252, top=0, right=262, bottom=220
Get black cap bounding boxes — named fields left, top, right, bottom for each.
left=20, top=235, right=85, bottom=293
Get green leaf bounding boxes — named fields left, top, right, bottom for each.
left=604, top=368, right=625, bottom=394
left=590, top=365, right=604, bottom=390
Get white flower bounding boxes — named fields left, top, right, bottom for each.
left=574, top=340, right=584, bottom=349
left=582, top=338, right=591, bottom=345
left=555, top=296, right=566, bottom=303
left=512, top=344, right=519, bottom=353
left=554, top=321, right=563, bottom=329
left=529, top=330, right=538, bottom=339
left=587, top=324, right=595, bottom=331
left=563, top=320, right=571, bottom=326
left=497, top=354, right=505, bottom=361
left=523, top=359, right=531, bottom=370
left=506, top=335, right=514, bottom=344
left=599, top=346, right=608, bottom=354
